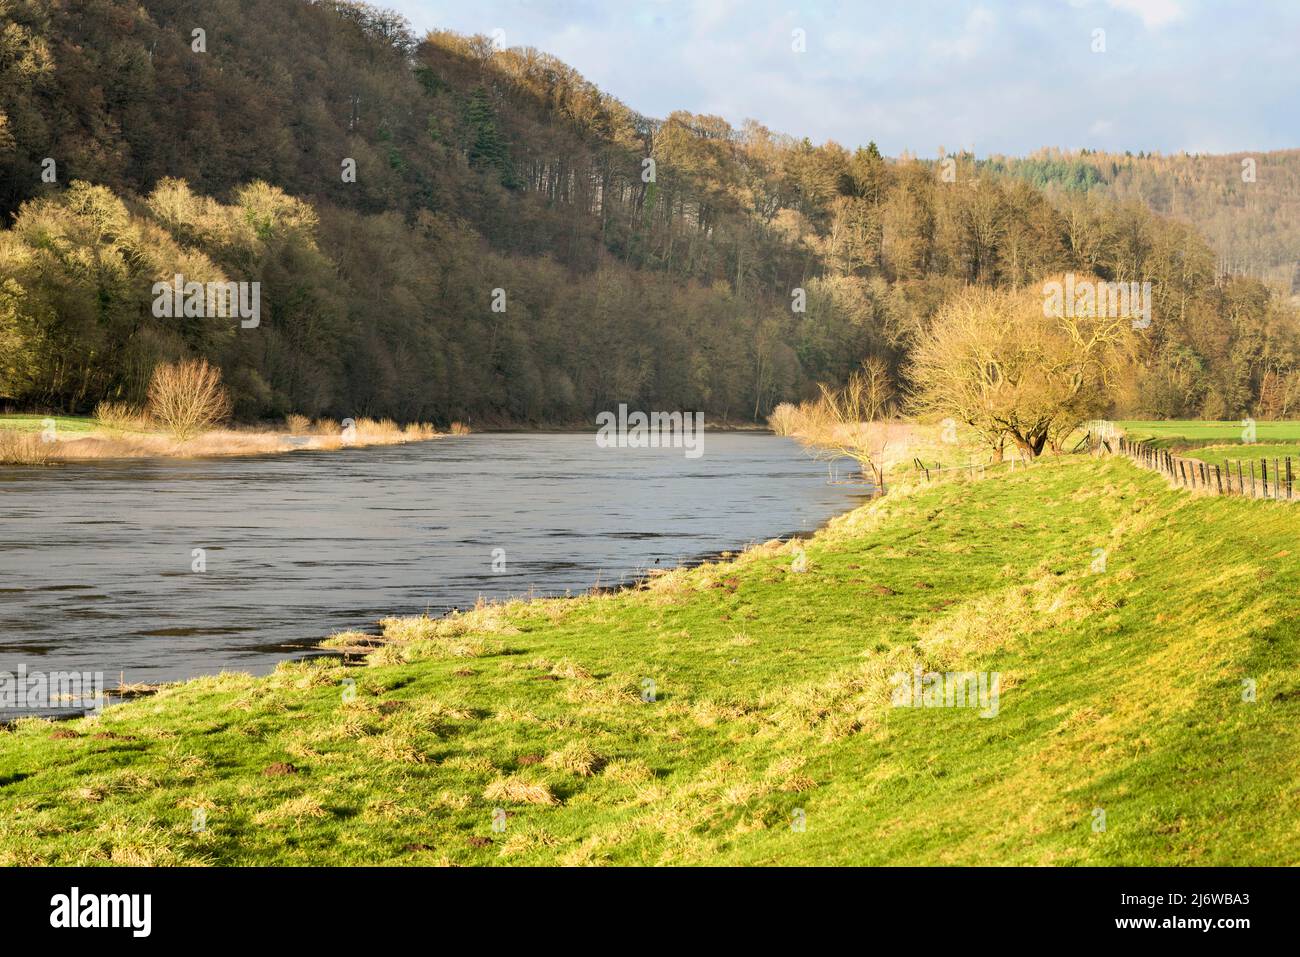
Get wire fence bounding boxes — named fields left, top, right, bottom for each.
left=905, top=423, right=1296, bottom=503
left=1111, top=435, right=1295, bottom=501
left=911, top=452, right=1037, bottom=483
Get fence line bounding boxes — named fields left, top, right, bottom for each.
left=1111, top=435, right=1295, bottom=501
left=907, top=431, right=1296, bottom=503
left=912, top=453, right=1036, bottom=483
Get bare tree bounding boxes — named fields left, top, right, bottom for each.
left=857, top=355, right=896, bottom=421
left=908, top=279, right=1132, bottom=458
left=799, top=360, right=903, bottom=486
left=147, top=359, right=232, bottom=441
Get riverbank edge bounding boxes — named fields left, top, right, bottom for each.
left=3, top=454, right=1297, bottom=864
left=4, top=471, right=879, bottom=714
left=312, top=483, right=880, bottom=668
left=0, top=425, right=454, bottom=464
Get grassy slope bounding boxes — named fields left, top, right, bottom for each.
left=2, top=455, right=1297, bottom=866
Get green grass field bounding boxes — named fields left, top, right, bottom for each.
left=1117, top=420, right=1300, bottom=473
left=0, top=414, right=97, bottom=435
left=1119, top=419, right=1300, bottom=448
left=2, top=453, right=1296, bottom=865
left=1180, top=443, right=1300, bottom=470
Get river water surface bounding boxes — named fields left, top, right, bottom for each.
left=0, top=433, right=864, bottom=684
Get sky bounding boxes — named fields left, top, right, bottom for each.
left=383, top=0, right=1299, bottom=158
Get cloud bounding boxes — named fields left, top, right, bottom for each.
left=930, top=6, right=997, bottom=60
left=1106, top=0, right=1185, bottom=29
left=386, top=0, right=1297, bottom=156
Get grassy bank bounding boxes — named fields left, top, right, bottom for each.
left=1, top=454, right=1297, bottom=865
left=0, top=414, right=449, bottom=463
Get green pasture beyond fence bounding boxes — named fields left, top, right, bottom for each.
left=1114, top=435, right=1296, bottom=501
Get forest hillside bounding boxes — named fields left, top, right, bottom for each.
left=1, top=0, right=1297, bottom=423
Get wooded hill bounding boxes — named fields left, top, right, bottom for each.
left=981, top=148, right=1300, bottom=292
left=2, top=0, right=1298, bottom=423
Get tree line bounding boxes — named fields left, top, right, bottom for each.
left=1, top=0, right=1297, bottom=424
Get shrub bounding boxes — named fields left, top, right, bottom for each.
left=146, top=359, right=232, bottom=442
left=94, top=401, right=147, bottom=434
left=767, top=402, right=801, bottom=436
left=401, top=422, right=438, bottom=440
left=356, top=417, right=401, bottom=438
left=0, top=429, right=54, bottom=465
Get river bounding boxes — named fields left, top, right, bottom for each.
left=0, top=432, right=865, bottom=685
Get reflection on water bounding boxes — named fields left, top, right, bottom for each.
left=0, top=433, right=865, bottom=683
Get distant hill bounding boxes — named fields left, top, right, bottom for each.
left=981, top=149, right=1300, bottom=293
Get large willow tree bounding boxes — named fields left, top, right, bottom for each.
left=908, top=278, right=1135, bottom=458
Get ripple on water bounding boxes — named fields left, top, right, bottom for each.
left=0, top=434, right=866, bottom=683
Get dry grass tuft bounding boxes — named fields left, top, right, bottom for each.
left=19, top=411, right=444, bottom=463
left=265, top=658, right=344, bottom=690
left=482, top=776, right=559, bottom=806
left=499, top=826, right=559, bottom=857
left=318, top=630, right=385, bottom=653
left=364, top=604, right=517, bottom=663
left=254, top=795, right=329, bottom=826
left=779, top=773, right=818, bottom=793
left=563, top=677, right=642, bottom=707
left=549, top=659, right=593, bottom=680
left=542, top=741, right=603, bottom=777
left=773, top=646, right=921, bottom=740
left=99, top=820, right=185, bottom=866
left=348, top=418, right=437, bottom=442
left=0, top=429, right=54, bottom=465
left=560, top=834, right=613, bottom=867
left=362, top=732, right=427, bottom=764
left=402, top=422, right=438, bottom=440
left=602, top=759, right=654, bottom=785
left=93, top=401, right=149, bottom=434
